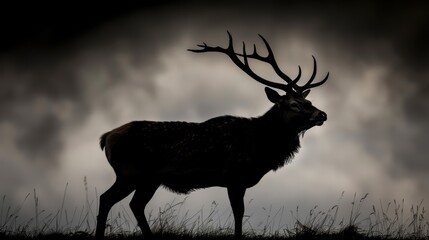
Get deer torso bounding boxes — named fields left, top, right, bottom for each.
left=104, top=113, right=300, bottom=193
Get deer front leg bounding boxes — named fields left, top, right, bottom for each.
left=227, top=186, right=246, bottom=237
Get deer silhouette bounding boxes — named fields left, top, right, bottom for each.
left=95, top=32, right=328, bottom=238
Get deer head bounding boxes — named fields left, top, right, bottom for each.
left=189, top=32, right=328, bottom=133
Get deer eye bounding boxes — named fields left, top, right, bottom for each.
left=290, top=102, right=301, bottom=111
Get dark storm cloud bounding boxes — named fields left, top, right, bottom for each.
left=0, top=50, right=86, bottom=163
left=389, top=68, right=429, bottom=178
left=320, top=2, right=429, bottom=179
left=1, top=0, right=429, bottom=178
left=0, top=2, right=187, bottom=164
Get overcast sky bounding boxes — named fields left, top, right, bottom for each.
left=1, top=1, right=428, bottom=233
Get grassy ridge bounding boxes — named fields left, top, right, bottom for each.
left=1, top=184, right=428, bottom=239
left=0, top=228, right=412, bottom=240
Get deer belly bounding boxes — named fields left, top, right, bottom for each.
left=161, top=171, right=227, bottom=194
left=159, top=165, right=266, bottom=193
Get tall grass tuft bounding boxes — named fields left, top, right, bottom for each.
left=0, top=182, right=428, bottom=239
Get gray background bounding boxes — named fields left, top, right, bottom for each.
left=1, top=1, right=428, bottom=232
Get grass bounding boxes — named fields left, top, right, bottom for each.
left=0, top=180, right=428, bottom=239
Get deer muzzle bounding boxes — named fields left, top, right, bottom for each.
left=312, top=111, right=327, bottom=126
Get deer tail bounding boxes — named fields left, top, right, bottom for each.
left=99, top=132, right=110, bottom=150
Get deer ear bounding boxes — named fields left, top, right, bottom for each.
left=265, top=87, right=281, bottom=103
left=302, top=90, right=311, bottom=99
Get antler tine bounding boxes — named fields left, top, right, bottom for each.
left=237, top=34, right=302, bottom=89
left=188, top=31, right=292, bottom=92
left=306, top=72, right=329, bottom=89
left=239, top=40, right=294, bottom=92
left=294, top=56, right=329, bottom=93
left=238, top=35, right=297, bottom=82
left=257, top=34, right=300, bottom=84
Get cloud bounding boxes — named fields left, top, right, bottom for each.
left=1, top=1, right=429, bottom=228
left=0, top=52, right=87, bottom=164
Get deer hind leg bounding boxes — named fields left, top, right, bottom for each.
left=95, top=180, right=135, bottom=238
left=130, top=183, right=159, bottom=238
left=227, top=186, right=246, bottom=238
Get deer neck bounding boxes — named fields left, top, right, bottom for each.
left=251, top=106, right=301, bottom=168
left=256, top=106, right=301, bottom=141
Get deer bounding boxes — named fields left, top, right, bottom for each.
left=95, top=32, right=328, bottom=238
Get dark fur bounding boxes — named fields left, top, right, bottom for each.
left=100, top=105, right=301, bottom=194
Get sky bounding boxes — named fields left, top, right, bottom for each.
left=1, top=1, right=429, bottom=233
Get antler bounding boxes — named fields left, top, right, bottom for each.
left=238, top=35, right=329, bottom=94
left=189, top=32, right=293, bottom=92
left=188, top=31, right=329, bottom=94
